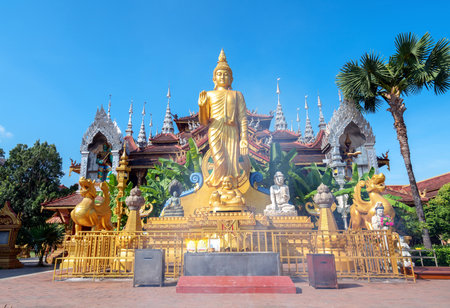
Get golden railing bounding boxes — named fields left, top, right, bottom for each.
left=53, top=230, right=415, bottom=281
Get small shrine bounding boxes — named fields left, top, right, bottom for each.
left=0, top=202, right=23, bottom=269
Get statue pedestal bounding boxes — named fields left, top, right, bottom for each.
left=263, top=209, right=297, bottom=217
left=180, top=179, right=270, bottom=216
left=164, top=207, right=185, bottom=217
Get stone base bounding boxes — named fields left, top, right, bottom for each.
left=163, top=208, right=185, bottom=217
left=184, top=252, right=280, bottom=276
left=176, top=276, right=296, bottom=294
left=0, top=249, right=23, bottom=269
left=264, top=209, right=297, bottom=217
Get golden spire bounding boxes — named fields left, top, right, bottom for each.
left=214, top=48, right=232, bottom=76
left=218, top=48, right=227, bottom=62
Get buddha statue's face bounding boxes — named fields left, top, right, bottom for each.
left=274, top=173, right=285, bottom=186
left=222, top=176, right=233, bottom=190
left=214, top=69, right=231, bottom=89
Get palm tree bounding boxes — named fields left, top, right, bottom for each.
left=337, top=32, right=450, bottom=249
left=23, top=223, right=65, bottom=266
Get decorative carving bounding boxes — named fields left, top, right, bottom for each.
left=80, top=106, right=123, bottom=179
left=322, top=100, right=378, bottom=183
left=123, top=187, right=151, bottom=232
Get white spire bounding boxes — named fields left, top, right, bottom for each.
left=274, top=78, right=288, bottom=131
left=161, top=84, right=175, bottom=134
left=296, top=107, right=303, bottom=142
left=107, top=94, right=111, bottom=120
left=304, top=95, right=315, bottom=143
left=291, top=120, right=293, bottom=131
left=148, top=113, right=153, bottom=144
left=338, top=89, right=342, bottom=103
left=318, top=94, right=326, bottom=131
left=167, top=83, right=171, bottom=99
left=125, top=99, right=133, bottom=137
left=137, top=102, right=147, bottom=148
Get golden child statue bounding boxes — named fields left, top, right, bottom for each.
left=209, top=176, right=246, bottom=212
left=198, top=49, right=248, bottom=188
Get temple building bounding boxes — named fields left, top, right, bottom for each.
left=69, top=81, right=388, bottom=187
left=44, top=78, right=393, bottom=232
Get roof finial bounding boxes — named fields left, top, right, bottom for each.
left=137, top=102, right=147, bottom=148
left=107, top=94, right=112, bottom=120
left=162, top=83, right=175, bottom=134
left=338, top=89, right=342, bottom=103
left=318, top=93, right=326, bottom=131
left=296, top=107, right=303, bottom=142
left=167, top=82, right=171, bottom=100
left=276, top=77, right=281, bottom=102
left=125, top=99, right=133, bottom=137
left=304, top=95, right=315, bottom=143
left=274, top=78, right=288, bottom=131
left=148, top=113, right=153, bottom=144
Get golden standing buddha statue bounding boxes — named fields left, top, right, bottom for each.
left=198, top=49, right=248, bottom=188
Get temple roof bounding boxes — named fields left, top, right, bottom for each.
left=150, top=133, right=179, bottom=144
left=124, top=135, right=138, bottom=152
left=384, top=172, right=450, bottom=204
left=280, top=130, right=326, bottom=165
left=271, top=130, right=299, bottom=143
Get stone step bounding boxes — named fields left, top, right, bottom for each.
left=176, top=276, right=296, bottom=294
left=406, top=267, right=450, bottom=280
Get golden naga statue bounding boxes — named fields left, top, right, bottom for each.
left=70, top=177, right=113, bottom=233
left=209, top=176, right=246, bottom=212
left=198, top=49, right=249, bottom=188
left=349, top=173, right=395, bottom=230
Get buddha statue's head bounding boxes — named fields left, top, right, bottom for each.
left=213, top=49, right=233, bottom=90
left=221, top=176, right=234, bottom=190
left=274, top=171, right=285, bottom=186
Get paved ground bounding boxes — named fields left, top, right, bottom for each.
left=1, top=261, right=449, bottom=308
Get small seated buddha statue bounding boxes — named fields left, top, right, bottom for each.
left=209, top=176, right=246, bottom=212
left=264, top=171, right=297, bottom=216
left=162, top=180, right=185, bottom=217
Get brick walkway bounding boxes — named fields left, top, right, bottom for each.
left=0, top=269, right=449, bottom=308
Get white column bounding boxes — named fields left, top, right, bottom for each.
left=111, top=150, right=120, bottom=175
left=80, top=151, right=89, bottom=178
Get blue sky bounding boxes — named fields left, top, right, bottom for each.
left=0, top=0, right=449, bottom=187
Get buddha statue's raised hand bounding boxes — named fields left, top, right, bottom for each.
left=198, top=90, right=208, bottom=107
left=240, top=139, right=248, bottom=156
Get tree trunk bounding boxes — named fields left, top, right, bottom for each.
left=38, top=253, right=45, bottom=266
left=387, top=95, right=432, bottom=249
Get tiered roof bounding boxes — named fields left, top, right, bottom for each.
left=385, top=172, right=450, bottom=205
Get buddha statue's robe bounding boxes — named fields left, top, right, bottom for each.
left=198, top=89, right=248, bottom=187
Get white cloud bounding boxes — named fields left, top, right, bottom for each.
left=0, top=125, right=13, bottom=140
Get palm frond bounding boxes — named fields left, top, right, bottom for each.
left=337, top=52, right=390, bottom=112
left=432, top=69, right=450, bottom=95
left=393, top=32, right=419, bottom=68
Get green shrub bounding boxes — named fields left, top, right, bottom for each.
left=411, top=245, right=450, bottom=266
